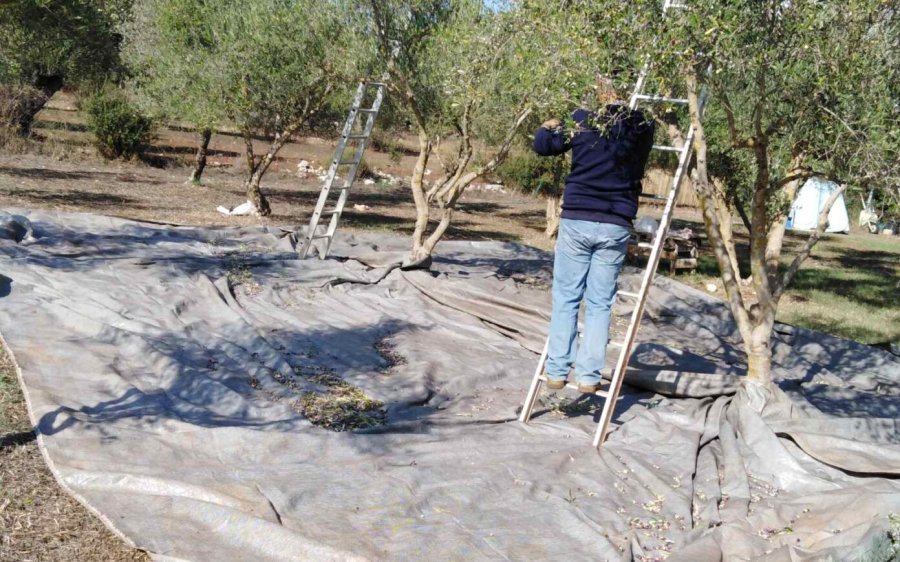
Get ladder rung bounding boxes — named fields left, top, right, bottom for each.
left=345, top=134, right=369, bottom=140
left=652, top=144, right=684, bottom=152
left=338, top=159, right=360, bottom=166
left=562, top=382, right=609, bottom=398
left=640, top=193, right=669, bottom=202
left=617, top=291, right=640, bottom=299
left=608, top=340, right=625, bottom=348
left=319, top=208, right=340, bottom=216
left=307, top=234, right=331, bottom=240
left=637, top=242, right=654, bottom=249
left=356, top=108, right=378, bottom=114
left=635, top=94, right=688, bottom=104
left=538, top=376, right=610, bottom=398
left=366, top=82, right=387, bottom=88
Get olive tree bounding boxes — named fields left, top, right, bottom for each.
left=647, top=0, right=899, bottom=384
left=0, top=0, right=130, bottom=132
left=128, top=0, right=368, bottom=214
left=369, top=0, right=639, bottom=267
left=125, top=0, right=222, bottom=184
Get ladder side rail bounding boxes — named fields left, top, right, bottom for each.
left=628, top=0, right=684, bottom=110
left=591, top=126, right=696, bottom=447
left=518, top=337, right=550, bottom=423
left=628, top=62, right=652, bottom=110
left=299, top=82, right=367, bottom=259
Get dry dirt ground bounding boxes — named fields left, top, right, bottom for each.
left=0, top=343, right=149, bottom=562
left=0, top=151, right=555, bottom=250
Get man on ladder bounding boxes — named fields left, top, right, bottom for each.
left=532, top=73, right=655, bottom=394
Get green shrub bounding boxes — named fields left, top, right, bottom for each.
left=496, top=151, right=566, bottom=197
left=356, top=156, right=376, bottom=179
left=83, top=88, right=152, bottom=159
left=369, top=129, right=404, bottom=164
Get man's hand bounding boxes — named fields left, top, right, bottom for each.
left=542, top=118, right=561, bottom=130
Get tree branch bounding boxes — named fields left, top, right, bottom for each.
left=429, top=101, right=473, bottom=203
left=764, top=150, right=806, bottom=272
left=475, top=104, right=532, bottom=176
left=720, top=92, right=754, bottom=149
left=686, top=69, right=753, bottom=343
left=773, top=182, right=848, bottom=301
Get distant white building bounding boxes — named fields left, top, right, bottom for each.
left=787, top=177, right=850, bottom=233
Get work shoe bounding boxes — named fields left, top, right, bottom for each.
left=545, top=378, right=567, bottom=390
left=576, top=382, right=600, bottom=394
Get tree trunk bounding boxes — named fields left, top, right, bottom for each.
left=10, top=75, right=61, bottom=136
left=189, top=128, right=212, bottom=185
left=416, top=207, right=454, bottom=265
left=713, top=191, right=741, bottom=280
left=545, top=194, right=561, bottom=237
left=244, top=171, right=271, bottom=217
left=405, top=129, right=434, bottom=269
left=746, top=321, right=774, bottom=383
left=239, top=128, right=294, bottom=217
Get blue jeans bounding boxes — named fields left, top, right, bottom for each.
left=546, top=219, right=631, bottom=386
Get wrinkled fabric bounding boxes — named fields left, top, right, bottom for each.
left=1, top=209, right=897, bottom=562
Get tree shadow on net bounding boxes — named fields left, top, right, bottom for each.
left=33, top=317, right=446, bottom=444
left=1, top=217, right=295, bottom=279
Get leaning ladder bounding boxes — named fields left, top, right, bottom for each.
left=299, top=80, right=387, bottom=259
left=519, top=0, right=708, bottom=447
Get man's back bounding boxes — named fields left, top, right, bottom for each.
left=533, top=104, right=655, bottom=227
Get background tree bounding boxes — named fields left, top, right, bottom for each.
left=125, top=0, right=222, bottom=184
left=129, top=0, right=370, bottom=214
left=641, top=0, right=899, bottom=386
left=0, top=0, right=131, bottom=134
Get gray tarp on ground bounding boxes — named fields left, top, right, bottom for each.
left=0, top=208, right=898, bottom=561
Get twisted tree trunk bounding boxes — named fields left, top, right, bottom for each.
left=189, top=128, right=212, bottom=185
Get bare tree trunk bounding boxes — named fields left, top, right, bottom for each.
left=405, top=107, right=531, bottom=267
left=239, top=123, right=306, bottom=217
left=405, top=129, right=434, bottom=269
left=747, top=327, right=774, bottom=382
left=686, top=69, right=768, bottom=385
left=240, top=130, right=267, bottom=216
left=235, top=92, right=326, bottom=217
left=716, top=197, right=742, bottom=281
left=545, top=194, right=561, bottom=237
left=189, top=128, right=212, bottom=185
left=418, top=207, right=453, bottom=259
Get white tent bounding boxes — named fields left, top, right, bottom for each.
left=787, top=177, right=850, bottom=233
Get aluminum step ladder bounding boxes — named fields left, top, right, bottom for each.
left=519, top=0, right=708, bottom=447
left=299, top=80, right=386, bottom=259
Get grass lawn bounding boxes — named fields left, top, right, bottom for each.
left=777, top=234, right=899, bottom=345
left=669, top=228, right=899, bottom=346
